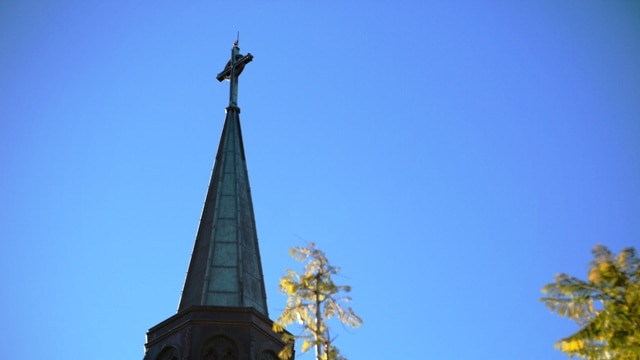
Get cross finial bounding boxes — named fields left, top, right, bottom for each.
left=216, top=41, right=253, bottom=108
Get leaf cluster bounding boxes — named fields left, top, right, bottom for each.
left=541, top=244, right=640, bottom=359
left=273, top=243, right=362, bottom=360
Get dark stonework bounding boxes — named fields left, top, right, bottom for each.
left=143, top=307, right=287, bottom=360
left=156, top=345, right=180, bottom=360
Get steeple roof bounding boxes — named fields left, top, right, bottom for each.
left=178, top=44, right=267, bottom=316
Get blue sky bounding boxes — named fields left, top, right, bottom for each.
left=1, top=1, right=639, bottom=359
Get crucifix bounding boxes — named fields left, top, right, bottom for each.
left=216, top=40, right=253, bottom=108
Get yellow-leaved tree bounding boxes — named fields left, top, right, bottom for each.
left=540, top=244, right=640, bottom=359
left=273, top=243, right=362, bottom=360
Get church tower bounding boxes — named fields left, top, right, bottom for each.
left=142, top=41, right=292, bottom=360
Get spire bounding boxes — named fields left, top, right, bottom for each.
left=178, top=42, right=267, bottom=316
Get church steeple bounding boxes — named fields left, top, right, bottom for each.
left=178, top=41, right=267, bottom=315
left=142, top=41, right=292, bottom=360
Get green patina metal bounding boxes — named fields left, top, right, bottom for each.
left=216, top=41, right=253, bottom=108
left=178, top=41, right=267, bottom=316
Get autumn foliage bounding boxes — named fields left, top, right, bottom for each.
left=273, top=243, right=362, bottom=360
left=541, top=244, right=640, bottom=359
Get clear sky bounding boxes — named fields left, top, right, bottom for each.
left=1, top=1, right=639, bottom=359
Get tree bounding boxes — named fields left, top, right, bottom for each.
left=273, top=243, right=362, bottom=360
left=540, top=244, right=640, bottom=359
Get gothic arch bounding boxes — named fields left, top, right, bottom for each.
left=156, top=345, right=180, bottom=360
left=201, top=335, right=239, bottom=360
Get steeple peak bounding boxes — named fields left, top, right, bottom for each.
left=143, top=43, right=293, bottom=360
left=178, top=44, right=267, bottom=315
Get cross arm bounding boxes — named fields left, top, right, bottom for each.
left=216, top=53, right=254, bottom=82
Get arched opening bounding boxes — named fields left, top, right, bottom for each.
left=156, top=345, right=180, bottom=360
left=201, top=335, right=239, bottom=360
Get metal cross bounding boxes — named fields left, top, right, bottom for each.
left=216, top=40, right=253, bottom=108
